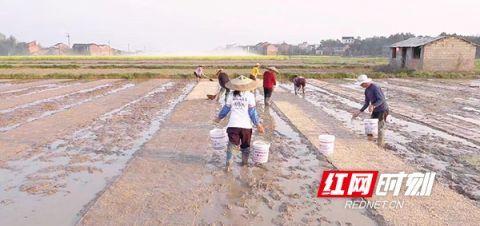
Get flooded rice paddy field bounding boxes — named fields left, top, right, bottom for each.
left=280, top=78, right=480, bottom=202
left=0, top=78, right=478, bottom=225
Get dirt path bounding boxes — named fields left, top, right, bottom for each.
left=0, top=79, right=119, bottom=110
left=0, top=80, right=193, bottom=226
left=79, top=81, right=381, bottom=225
left=272, top=89, right=480, bottom=225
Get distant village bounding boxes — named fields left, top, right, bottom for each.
left=225, top=37, right=357, bottom=56
left=20, top=41, right=123, bottom=56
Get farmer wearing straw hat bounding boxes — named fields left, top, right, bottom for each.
left=263, top=66, right=278, bottom=106
left=352, top=74, right=389, bottom=147
left=215, top=75, right=265, bottom=171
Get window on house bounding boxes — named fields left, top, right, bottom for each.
left=391, top=48, right=397, bottom=58
left=413, top=47, right=421, bottom=59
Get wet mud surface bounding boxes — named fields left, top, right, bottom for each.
left=0, top=80, right=194, bottom=225
left=1, top=78, right=478, bottom=225
left=201, top=95, right=383, bottom=225
left=281, top=79, right=480, bottom=202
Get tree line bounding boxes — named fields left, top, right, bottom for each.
left=0, top=33, right=30, bottom=55
left=321, top=32, right=479, bottom=58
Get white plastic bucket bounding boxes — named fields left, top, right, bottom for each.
left=210, top=128, right=228, bottom=150
left=252, top=141, right=271, bottom=163
left=363, top=119, right=378, bottom=136
left=318, top=134, right=335, bottom=156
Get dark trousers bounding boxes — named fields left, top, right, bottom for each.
left=263, top=88, right=273, bottom=98
left=371, top=110, right=389, bottom=147
left=226, top=127, right=252, bottom=150
left=226, top=127, right=252, bottom=164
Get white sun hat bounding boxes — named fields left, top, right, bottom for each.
left=355, top=74, right=372, bottom=85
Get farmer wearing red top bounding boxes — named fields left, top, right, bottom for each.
left=263, top=66, right=278, bottom=106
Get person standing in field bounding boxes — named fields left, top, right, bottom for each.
left=249, top=63, right=261, bottom=98
left=263, top=66, right=278, bottom=106
left=250, top=63, right=261, bottom=80
left=216, top=69, right=230, bottom=103
left=215, top=75, right=265, bottom=172
left=351, top=74, right=389, bottom=147
left=194, top=65, right=204, bottom=82
left=292, top=75, right=306, bottom=95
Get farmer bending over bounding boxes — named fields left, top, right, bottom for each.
left=194, top=65, right=204, bottom=82
left=216, top=69, right=230, bottom=103
left=292, top=75, right=306, bottom=95
left=215, top=75, right=265, bottom=172
left=352, top=74, right=389, bottom=147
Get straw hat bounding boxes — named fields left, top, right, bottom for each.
left=355, top=74, right=372, bottom=85
left=267, top=66, right=279, bottom=73
left=255, top=63, right=260, bottom=66
left=225, top=75, right=259, bottom=91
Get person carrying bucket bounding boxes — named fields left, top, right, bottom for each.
left=351, top=74, right=389, bottom=147
left=214, top=75, right=265, bottom=171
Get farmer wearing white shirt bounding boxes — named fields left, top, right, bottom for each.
left=215, top=75, right=265, bottom=171
left=194, top=65, right=204, bottom=82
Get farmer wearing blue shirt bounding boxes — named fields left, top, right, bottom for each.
left=352, top=74, right=389, bottom=147
left=215, top=75, right=265, bottom=172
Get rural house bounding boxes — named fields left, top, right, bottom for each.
left=72, top=43, right=113, bottom=56
left=389, top=36, right=478, bottom=71
left=341, top=36, right=355, bottom=44
left=264, top=44, right=278, bottom=55
left=25, top=41, right=41, bottom=55
left=44, top=43, right=71, bottom=55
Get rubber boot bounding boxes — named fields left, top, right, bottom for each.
left=225, top=142, right=238, bottom=172
left=264, top=97, right=270, bottom=106
left=241, top=148, right=250, bottom=166
left=377, top=120, right=386, bottom=147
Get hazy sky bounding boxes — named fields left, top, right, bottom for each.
left=1, top=0, right=479, bottom=53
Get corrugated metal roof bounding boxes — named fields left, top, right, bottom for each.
left=390, top=36, right=479, bottom=48
left=390, top=36, right=445, bottom=47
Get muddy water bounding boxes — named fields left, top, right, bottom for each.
left=280, top=82, right=480, bottom=203
left=0, top=81, right=194, bottom=226
left=203, top=94, right=382, bottom=225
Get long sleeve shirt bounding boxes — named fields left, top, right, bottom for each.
left=195, top=67, right=203, bottom=76
left=251, top=67, right=260, bottom=78
left=218, top=72, right=229, bottom=89
left=263, top=71, right=276, bottom=89
left=218, top=92, right=261, bottom=128
left=360, top=83, right=388, bottom=113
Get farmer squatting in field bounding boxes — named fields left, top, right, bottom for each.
left=215, top=75, right=265, bottom=171
left=352, top=74, right=390, bottom=147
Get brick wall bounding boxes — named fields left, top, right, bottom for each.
left=422, top=37, right=476, bottom=71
